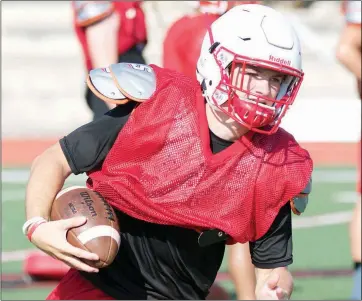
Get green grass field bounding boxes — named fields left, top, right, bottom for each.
left=1, top=167, right=359, bottom=300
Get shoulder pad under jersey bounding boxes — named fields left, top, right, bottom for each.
left=73, top=1, right=114, bottom=27
left=86, top=63, right=157, bottom=105
left=290, top=177, right=312, bottom=215
left=344, top=0, right=361, bottom=25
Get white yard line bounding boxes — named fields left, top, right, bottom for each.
left=333, top=191, right=360, bottom=204
left=2, top=249, right=39, bottom=263
left=1, top=169, right=356, bottom=262
left=292, top=210, right=352, bottom=229
left=1, top=169, right=357, bottom=185
left=2, top=169, right=87, bottom=184
left=2, top=210, right=353, bottom=263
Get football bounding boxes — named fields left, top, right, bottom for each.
left=50, top=186, right=120, bottom=268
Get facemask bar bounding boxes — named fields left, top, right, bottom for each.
left=208, top=43, right=303, bottom=135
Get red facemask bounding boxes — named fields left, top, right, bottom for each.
left=209, top=46, right=304, bottom=135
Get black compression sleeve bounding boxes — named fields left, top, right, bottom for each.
left=249, top=202, right=293, bottom=269
left=59, top=102, right=135, bottom=175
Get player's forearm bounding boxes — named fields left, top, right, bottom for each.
left=228, top=243, right=256, bottom=299
left=350, top=200, right=361, bottom=262
left=26, top=143, right=72, bottom=220
left=255, top=267, right=294, bottom=299
left=336, top=45, right=362, bottom=80
left=336, top=26, right=362, bottom=80
left=86, top=12, right=120, bottom=69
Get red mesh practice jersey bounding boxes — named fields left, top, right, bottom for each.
left=72, top=1, right=147, bottom=71
left=87, top=65, right=313, bottom=243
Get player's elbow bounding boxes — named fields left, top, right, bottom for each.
left=86, top=12, right=120, bottom=38
left=85, top=12, right=120, bottom=68
left=335, top=35, right=360, bottom=66
left=336, top=42, right=351, bottom=65
left=30, top=142, right=71, bottom=177
left=279, top=266, right=294, bottom=291
left=287, top=268, right=295, bottom=291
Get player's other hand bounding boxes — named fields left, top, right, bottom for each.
left=30, top=216, right=100, bottom=273
left=256, top=273, right=289, bottom=300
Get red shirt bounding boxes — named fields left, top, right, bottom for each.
left=163, top=13, right=219, bottom=81
left=163, top=1, right=262, bottom=80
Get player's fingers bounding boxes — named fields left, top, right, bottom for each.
left=43, top=250, right=59, bottom=260
left=57, top=253, right=99, bottom=273
left=275, top=287, right=288, bottom=300
left=63, top=244, right=99, bottom=261
left=267, top=273, right=280, bottom=289
left=61, top=216, right=87, bottom=230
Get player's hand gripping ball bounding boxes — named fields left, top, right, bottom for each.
left=50, top=186, right=120, bottom=268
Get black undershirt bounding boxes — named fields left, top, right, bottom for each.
left=59, top=103, right=293, bottom=300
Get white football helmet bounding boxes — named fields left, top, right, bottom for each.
left=196, top=4, right=304, bottom=135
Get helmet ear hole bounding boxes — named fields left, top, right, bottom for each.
left=226, top=64, right=232, bottom=76
left=209, top=42, right=220, bottom=54
left=201, top=80, right=207, bottom=92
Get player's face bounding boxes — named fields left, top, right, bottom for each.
left=230, top=63, right=285, bottom=106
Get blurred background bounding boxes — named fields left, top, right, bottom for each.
left=2, top=1, right=361, bottom=300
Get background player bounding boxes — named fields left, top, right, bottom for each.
left=336, top=1, right=361, bottom=300
left=72, top=1, right=147, bottom=120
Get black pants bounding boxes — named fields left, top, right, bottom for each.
left=86, top=46, right=146, bottom=120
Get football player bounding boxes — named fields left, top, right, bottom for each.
left=24, top=5, right=312, bottom=300
left=72, top=1, right=147, bottom=120
left=164, top=2, right=262, bottom=299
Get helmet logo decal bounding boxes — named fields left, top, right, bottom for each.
left=269, top=55, right=291, bottom=66
left=101, top=67, right=111, bottom=73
